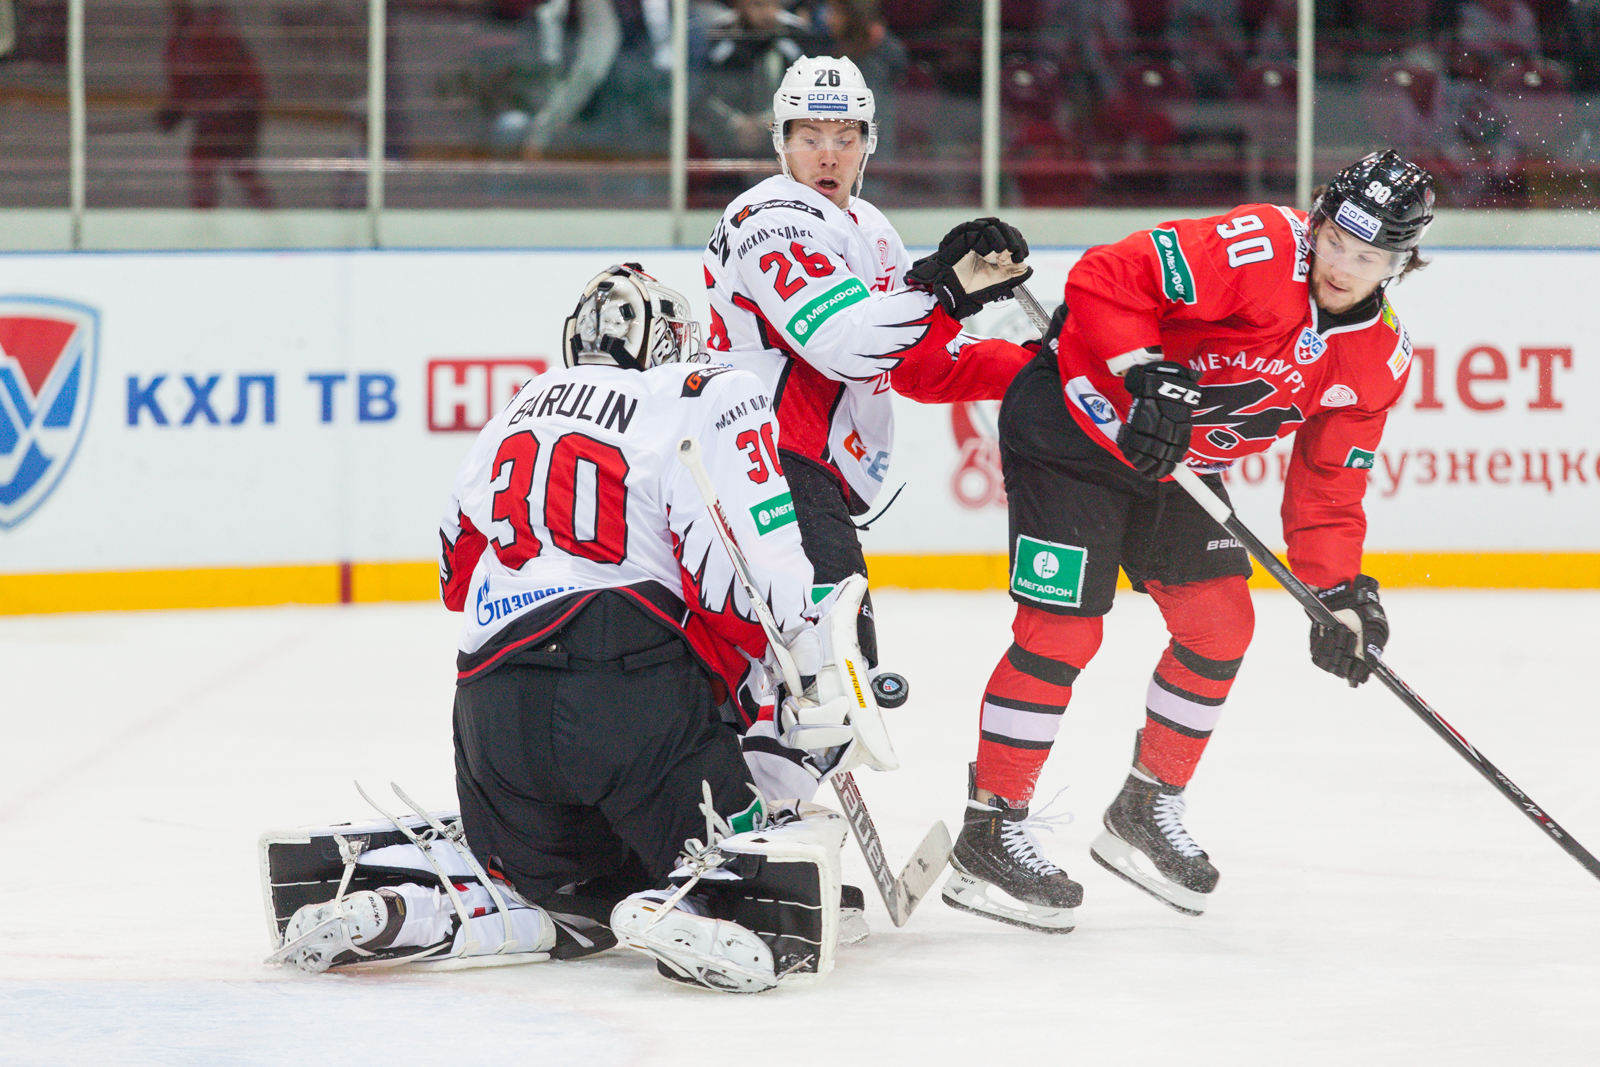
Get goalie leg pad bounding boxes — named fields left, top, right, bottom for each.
left=390, top=881, right=557, bottom=958
left=703, top=804, right=847, bottom=986
left=261, top=813, right=559, bottom=972
left=612, top=806, right=847, bottom=991
left=275, top=890, right=401, bottom=974
left=611, top=893, right=778, bottom=994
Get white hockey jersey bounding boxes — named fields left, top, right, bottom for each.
left=703, top=175, right=1030, bottom=508
left=439, top=360, right=814, bottom=696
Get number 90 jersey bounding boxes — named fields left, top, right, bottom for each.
left=439, top=360, right=815, bottom=670
left=1053, top=203, right=1415, bottom=588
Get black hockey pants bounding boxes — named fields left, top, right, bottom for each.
left=453, top=589, right=756, bottom=916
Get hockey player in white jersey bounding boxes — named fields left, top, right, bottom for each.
left=704, top=54, right=1040, bottom=684
left=265, top=264, right=884, bottom=992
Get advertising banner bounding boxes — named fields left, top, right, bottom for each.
left=0, top=247, right=1594, bottom=610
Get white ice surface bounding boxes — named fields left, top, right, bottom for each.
left=2, top=590, right=1598, bottom=1065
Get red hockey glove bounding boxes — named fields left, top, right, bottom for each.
left=1309, top=575, right=1389, bottom=687
left=907, top=217, right=1033, bottom=320
left=1116, top=360, right=1201, bottom=479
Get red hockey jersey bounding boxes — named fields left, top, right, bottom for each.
left=1054, top=204, right=1414, bottom=589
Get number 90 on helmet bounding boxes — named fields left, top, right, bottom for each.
left=563, top=263, right=707, bottom=371
left=1309, top=149, right=1434, bottom=280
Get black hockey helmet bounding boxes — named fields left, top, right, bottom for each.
left=1309, top=150, right=1435, bottom=273
left=563, top=263, right=706, bottom=371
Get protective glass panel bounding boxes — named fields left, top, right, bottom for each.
left=1316, top=1, right=1594, bottom=209
left=0, top=0, right=70, bottom=206
left=85, top=1, right=367, bottom=208
left=384, top=0, right=671, bottom=209
left=1000, top=0, right=1300, bottom=207
left=686, top=1, right=981, bottom=208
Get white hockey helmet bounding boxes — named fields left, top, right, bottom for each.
left=563, top=263, right=706, bottom=371
left=770, top=55, right=878, bottom=158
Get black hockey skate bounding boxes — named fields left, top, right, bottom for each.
left=941, top=794, right=1081, bottom=933
left=1090, top=772, right=1220, bottom=916
left=838, top=884, right=869, bottom=946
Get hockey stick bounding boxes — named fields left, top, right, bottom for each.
left=675, top=436, right=953, bottom=925
left=1014, top=281, right=1600, bottom=886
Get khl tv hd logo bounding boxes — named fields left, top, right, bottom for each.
left=0, top=298, right=100, bottom=529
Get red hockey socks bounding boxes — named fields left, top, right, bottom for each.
left=975, top=606, right=1103, bottom=805
left=1137, top=576, right=1255, bottom=787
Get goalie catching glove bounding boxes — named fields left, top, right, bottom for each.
left=906, top=216, right=1033, bottom=320
left=773, top=573, right=899, bottom=776
left=1309, top=575, right=1389, bottom=687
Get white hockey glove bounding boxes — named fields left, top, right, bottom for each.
left=773, top=573, right=899, bottom=776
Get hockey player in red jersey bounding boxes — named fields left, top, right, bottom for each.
left=942, top=151, right=1435, bottom=931
left=269, top=265, right=890, bottom=992
left=705, top=54, right=1039, bottom=697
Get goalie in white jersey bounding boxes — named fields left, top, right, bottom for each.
left=265, top=264, right=890, bottom=993
left=705, top=54, right=1040, bottom=677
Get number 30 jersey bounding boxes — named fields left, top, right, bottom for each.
left=438, top=360, right=815, bottom=688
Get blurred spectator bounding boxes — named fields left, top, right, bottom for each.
left=523, top=0, right=673, bottom=156
left=1572, top=0, right=1600, bottom=90
left=820, top=0, right=905, bottom=159
left=1457, top=0, right=1541, bottom=62
left=690, top=0, right=821, bottom=160
left=1364, top=47, right=1475, bottom=186
left=1031, top=0, right=1135, bottom=99
left=1245, top=0, right=1297, bottom=64
left=1003, top=55, right=1088, bottom=204
left=1165, top=0, right=1246, bottom=99
left=156, top=1, right=274, bottom=209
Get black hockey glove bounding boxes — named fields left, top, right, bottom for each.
left=906, top=216, right=1033, bottom=320
left=1309, top=574, right=1389, bottom=687
left=1022, top=302, right=1068, bottom=358
left=1115, top=360, right=1201, bottom=479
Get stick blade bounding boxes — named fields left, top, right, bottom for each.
left=887, top=821, right=953, bottom=927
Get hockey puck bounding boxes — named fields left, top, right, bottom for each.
left=870, top=672, right=910, bottom=709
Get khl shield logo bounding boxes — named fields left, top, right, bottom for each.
left=0, top=298, right=100, bottom=529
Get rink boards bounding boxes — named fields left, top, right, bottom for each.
left=0, top=246, right=1596, bottom=613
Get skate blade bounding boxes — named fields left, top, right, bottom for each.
left=838, top=907, right=870, bottom=947
left=1089, top=832, right=1210, bottom=916
left=939, top=870, right=1075, bottom=934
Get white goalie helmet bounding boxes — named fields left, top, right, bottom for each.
left=562, top=263, right=707, bottom=371
left=770, top=55, right=879, bottom=160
